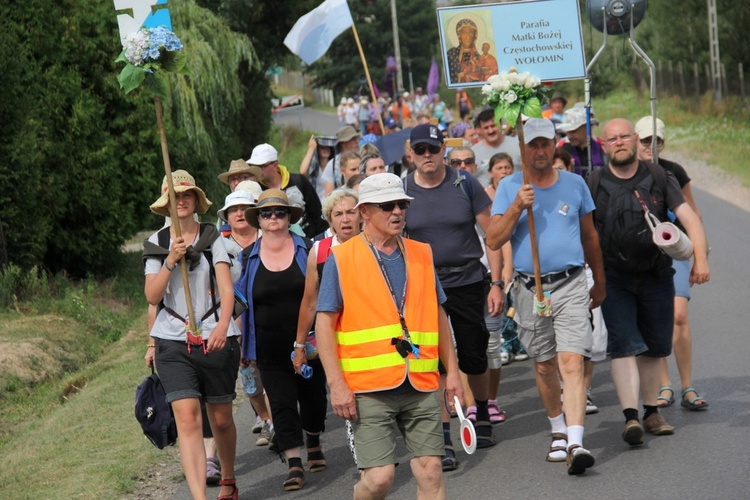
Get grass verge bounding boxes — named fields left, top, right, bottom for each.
left=0, top=252, right=179, bottom=498
left=594, top=91, right=750, bottom=188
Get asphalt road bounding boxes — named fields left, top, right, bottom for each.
left=171, top=111, right=750, bottom=499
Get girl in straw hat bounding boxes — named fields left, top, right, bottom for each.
left=143, top=170, right=240, bottom=500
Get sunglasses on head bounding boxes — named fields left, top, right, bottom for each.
left=259, top=208, right=290, bottom=219
left=412, top=144, right=442, bottom=156
left=449, top=157, right=476, bottom=167
left=376, top=200, right=410, bottom=212
left=639, top=137, right=664, bottom=147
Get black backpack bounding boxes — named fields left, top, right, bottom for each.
left=587, top=162, right=671, bottom=273
left=134, top=368, right=177, bottom=449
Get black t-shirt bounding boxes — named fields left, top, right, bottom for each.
left=253, top=258, right=305, bottom=371
left=659, top=157, right=690, bottom=189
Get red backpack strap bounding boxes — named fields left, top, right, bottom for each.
left=317, top=236, right=334, bottom=265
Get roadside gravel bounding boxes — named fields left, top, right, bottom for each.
left=669, top=151, right=750, bottom=213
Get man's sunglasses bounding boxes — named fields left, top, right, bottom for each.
left=639, top=137, right=664, bottom=147
left=259, top=208, right=290, bottom=219
left=412, top=144, right=442, bottom=156
left=376, top=200, right=410, bottom=212
left=449, top=158, right=476, bottom=167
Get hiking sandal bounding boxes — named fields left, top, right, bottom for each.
left=546, top=432, right=568, bottom=462
left=680, top=387, right=709, bottom=411
left=657, top=386, right=675, bottom=407
left=283, top=466, right=306, bottom=491
left=306, top=446, right=327, bottom=472
left=217, top=478, right=238, bottom=500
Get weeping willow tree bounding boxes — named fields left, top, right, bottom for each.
left=161, top=0, right=258, bottom=202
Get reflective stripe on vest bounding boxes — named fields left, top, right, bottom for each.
left=333, top=236, right=440, bottom=393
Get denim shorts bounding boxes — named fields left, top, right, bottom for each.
left=601, top=266, right=675, bottom=358
left=673, top=258, right=691, bottom=300
left=155, top=336, right=240, bottom=404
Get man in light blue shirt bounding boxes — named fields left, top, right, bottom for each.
left=487, top=118, right=605, bottom=475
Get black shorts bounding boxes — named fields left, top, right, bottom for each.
left=442, top=281, right=489, bottom=375
left=155, top=336, right=240, bottom=404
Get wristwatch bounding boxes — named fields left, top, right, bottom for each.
left=490, top=280, right=505, bottom=288
left=293, top=341, right=306, bottom=349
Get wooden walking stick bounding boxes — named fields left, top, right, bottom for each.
left=154, top=96, right=199, bottom=335
left=515, top=114, right=551, bottom=316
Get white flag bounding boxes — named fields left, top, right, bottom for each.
left=284, top=0, right=353, bottom=65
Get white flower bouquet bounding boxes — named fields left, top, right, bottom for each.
left=481, top=67, right=548, bottom=127
left=115, top=26, right=189, bottom=97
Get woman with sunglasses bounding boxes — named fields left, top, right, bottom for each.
left=235, top=189, right=327, bottom=492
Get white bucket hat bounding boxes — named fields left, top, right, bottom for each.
left=218, top=190, right=256, bottom=222
left=355, top=173, right=413, bottom=208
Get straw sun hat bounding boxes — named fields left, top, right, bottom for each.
left=243, top=189, right=303, bottom=229
left=218, top=159, right=263, bottom=185
left=150, top=170, right=212, bottom=217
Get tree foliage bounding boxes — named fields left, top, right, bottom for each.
left=0, top=0, right=256, bottom=277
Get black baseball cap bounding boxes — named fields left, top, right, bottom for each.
left=410, top=123, right=444, bottom=147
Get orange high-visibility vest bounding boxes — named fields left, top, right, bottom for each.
left=332, top=235, right=440, bottom=393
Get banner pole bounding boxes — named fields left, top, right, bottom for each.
left=351, top=24, right=385, bottom=133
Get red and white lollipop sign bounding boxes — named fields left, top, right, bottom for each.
left=454, top=396, right=477, bottom=454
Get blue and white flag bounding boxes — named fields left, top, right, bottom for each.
left=284, top=0, right=353, bottom=65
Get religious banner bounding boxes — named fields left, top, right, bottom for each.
left=436, top=0, right=586, bottom=88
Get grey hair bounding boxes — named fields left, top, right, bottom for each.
left=322, top=188, right=359, bottom=221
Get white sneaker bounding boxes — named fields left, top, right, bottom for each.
left=586, top=394, right=599, bottom=414
left=252, top=415, right=263, bottom=433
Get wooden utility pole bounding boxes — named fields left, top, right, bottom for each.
left=708, top=0, right=722, bottom=101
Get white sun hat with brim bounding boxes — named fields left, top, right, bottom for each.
left=218, top=190, right=256, bottom=222
left=150, top=170, right=212, bottom=217
left=355, top=173, right=413, bottom=208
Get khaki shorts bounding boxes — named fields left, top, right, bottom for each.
left=510, top=268, right=592, bottom=363
left=353, top=390, right=443, bottom=470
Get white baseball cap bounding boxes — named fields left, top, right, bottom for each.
left=635, top=116, right=665, bottom=140
left=523, top=118, right=556, bottom=144
left=247, top=143, right=278, bottom=165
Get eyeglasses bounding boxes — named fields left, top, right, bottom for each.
left=375, top=200, right=410, bottom=212
left=449, top=157, right=476, bottom=167
left=603, top=134, right=635, bottom=146
left=412, top=144, right=442, bottom=156
left=228, top=174, right=253, bottom=183
left=259, top=161, right=276, bottom=169
left=639, top=137, right=664, bottom=147
left=259, top=208, right=289, bottom=219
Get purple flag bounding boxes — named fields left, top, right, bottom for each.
left=427, top=57, right=439, bottom=99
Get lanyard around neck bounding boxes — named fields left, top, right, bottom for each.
left=361, top=233, right=412, bottom=343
